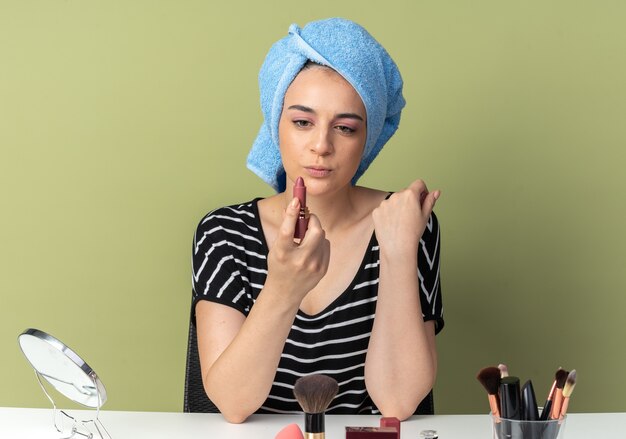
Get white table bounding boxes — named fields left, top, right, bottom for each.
left=0, top=407, right=623, bottom=438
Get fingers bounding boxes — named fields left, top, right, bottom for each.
left=407, top=179, right=440, bottom=211
left=320, top=235, right=331, bottom=274
left=269, top=206, right=329, bottom=299
left=306, top=217, right=330, bottom=277
left=406, top=179, right=430, bottom=208
left=421, top=189, right=441, bottom=218
left=409, top=179, right=429, bottom=199
left=299, top=213, right=326, bottom=245
left=277, top=197, right=300, bottom=242
left=277, top=199, right=326, bottom=249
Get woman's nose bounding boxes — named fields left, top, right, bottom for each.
left=310, top=128, right=333, bottom=156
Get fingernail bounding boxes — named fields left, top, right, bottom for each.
left=434, top=190, right=441, bottom=200
left=290, top=197, right=299, bottom=208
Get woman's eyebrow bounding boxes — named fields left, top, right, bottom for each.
left=288, top=104, right=315, bottom=113
left=287, top=105, right=364, bottom=121
left=336, top=112, right=364, bottom=121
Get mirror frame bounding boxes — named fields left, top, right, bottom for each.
left=18, top=328, right=107, bottom=408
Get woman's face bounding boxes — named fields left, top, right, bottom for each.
left=278, top=66, right=367, bottom=195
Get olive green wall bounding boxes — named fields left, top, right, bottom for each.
left=1, top=0, right=625, bottom=414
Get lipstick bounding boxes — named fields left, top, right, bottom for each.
left=293, top=177, right=309, bottom=240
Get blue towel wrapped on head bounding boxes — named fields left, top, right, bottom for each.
left=247, top=18, right=406, bottom=192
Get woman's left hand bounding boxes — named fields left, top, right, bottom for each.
left=372, top=179, right=440, bottom=257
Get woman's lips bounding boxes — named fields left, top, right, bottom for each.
left=305, top=167, right=331, bottom=178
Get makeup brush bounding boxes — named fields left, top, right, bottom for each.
left=293, top=374, right=338, bottom=439
left=540, top=367, right=567, bottom=421
left=549, top=368, right=569, bottom=420
left=498, top=363, right=509, bottom=378
left=476, top=367, right=501, bottom=418
left=559, top=370, right=577, bottom=419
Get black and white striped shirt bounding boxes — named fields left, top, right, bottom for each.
left=191, top=198, right=443, bottom=414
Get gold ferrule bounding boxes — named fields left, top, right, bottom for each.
left=299, top=206, right=310, bottom=219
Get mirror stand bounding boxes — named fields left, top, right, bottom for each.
left=33, top=369, right=112, bottom=439
left=18, top=329, right=113, bottom=439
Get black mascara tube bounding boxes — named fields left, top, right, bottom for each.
left=500, top=376, right=522, bottom=439
left=500, top=376, right=522, bottom=420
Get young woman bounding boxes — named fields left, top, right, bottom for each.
left=191, top=18, right=443, bottom=423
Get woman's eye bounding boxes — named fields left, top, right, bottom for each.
left=294, top=120, right=311, bottom=128
left=336, top=125, right=355, bottom=134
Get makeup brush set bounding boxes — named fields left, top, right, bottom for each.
left=477, top=364, right=577, bottom=439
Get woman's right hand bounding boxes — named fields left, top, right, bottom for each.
left=265, top=197, right=330, bottom=305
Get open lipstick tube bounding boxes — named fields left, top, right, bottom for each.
left=293, top=176, right=309, bottom=240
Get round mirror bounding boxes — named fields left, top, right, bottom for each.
left=18, top=328, right=107, bottom=408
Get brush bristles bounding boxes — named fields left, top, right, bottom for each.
left=562, top=370, right=577, bottom=398
left=555, top=368, right=569, bottom=389
left=498, top=363, right=509, bottom=378
left=477, top=367, right=501, bottom=395
left=293, top=374, right=338, bottom=414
